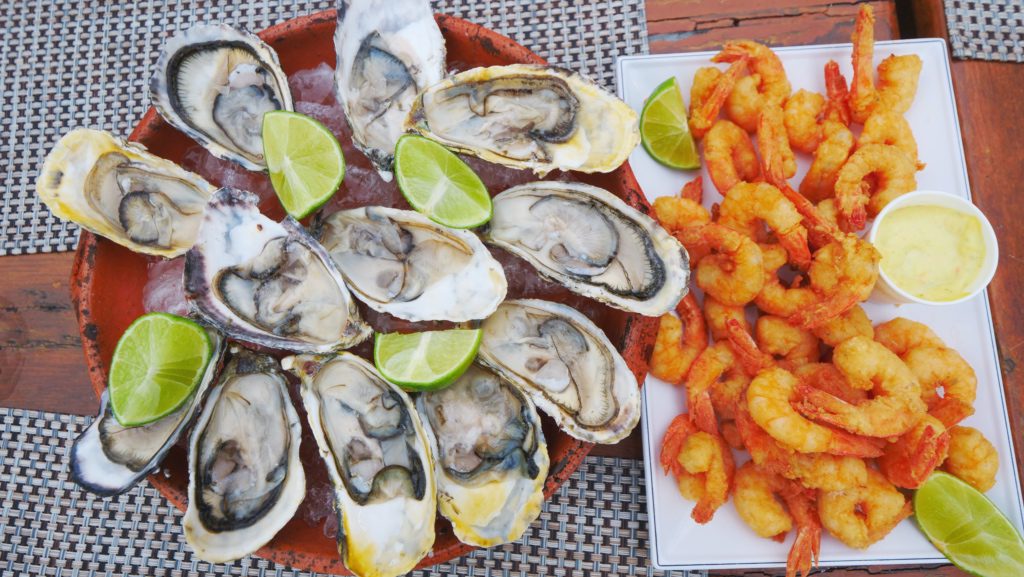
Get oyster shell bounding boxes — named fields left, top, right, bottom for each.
left=416, top=364, right=548, bottom=547
left=283, top=353, right=436, bottom=577
left=484, top=181, right=689, bottom=316
left=317, top=206, right=507, bottom=322
left=408, top=64, right=638, bottom=175
left=36, top=129, right=216, bottom=257
left=183, top=348, right=305, bottom=563
left=185, top=188, right=370, bottom=353
left=335, top=0, right=445, bottom=180
left=150, top=24, right=293, bottom=171
left=70, top=331, right=224, bottom=496
left=477, top=299, right=640, bottom=444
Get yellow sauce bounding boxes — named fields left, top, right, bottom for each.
left=874, top=205, right=986, bottom=302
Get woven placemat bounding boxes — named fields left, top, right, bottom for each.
left=0, top=0, right=648, bottom=257
left=945, top=0, right=1023, bottom=62
left=0, top=407, right=698, bottom=577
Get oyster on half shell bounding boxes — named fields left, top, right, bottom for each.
left=283, top=353, right=436, bottom=577
left=416, top=364, right=548, bottom=547
left=185, top=188, right=370, bottom=353
left=484, top=181, right=689, bottom=316
left=183, top=348, right=305, bottom=563
left=36, top=129, right=216, bottom=257
left=478, top=299, right=640, bottom=444
left=407, top=64, right=638, bottom=175
left=335, top=0, right=445, bottom=180
left=151, top=24, right=293, bottom=171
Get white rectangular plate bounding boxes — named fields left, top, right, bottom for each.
left=617, top=39, right=1024, bottom=571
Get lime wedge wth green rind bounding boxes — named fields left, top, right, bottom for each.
left=108, top=313, right=214, bottom=427
left=914, top=471, right=1024, bottom=577
left=263, top=110, right=345, bottom=219
left=395, top=135, right=492, bottom=229
left=374, top=328, right=482, bottom=391
left=640, top=76, right=700, bottom=170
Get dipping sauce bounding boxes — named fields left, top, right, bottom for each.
left=873, top=205, right=986, bottom=302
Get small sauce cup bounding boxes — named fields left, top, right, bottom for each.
left=866, top=190, right=999, bottom=306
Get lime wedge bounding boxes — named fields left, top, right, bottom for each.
left=108, top=313, right=214, bottom=427
left=914, top=471, right=1024, bottom=577
left=263, top=110, right=345, bottom=219
left=394, top=135, right=492, bottom=229
left=374, top=329, right=482, bottom=391
left=640, top=76, right=700, bottom=170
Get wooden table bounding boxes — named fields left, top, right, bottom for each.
left=2, top=1, right=1020, bottom=575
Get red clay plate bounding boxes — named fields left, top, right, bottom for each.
left=70, top=10, right=658, bottom=574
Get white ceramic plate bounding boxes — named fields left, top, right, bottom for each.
left=616, top=39, right=1024, bottom=571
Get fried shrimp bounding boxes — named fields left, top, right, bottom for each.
left=718, top=182, right=811, bottom=270
left=652, top=178, right=713, bottom=262
left=704, top=294, right=751, bottom=341
left=797, top=336, right=926, bottom=438
left=704, top=120, right=761, bottom=195
left=810, top=304, right=873, bottom=347
left=903, top=346, right=977, bottom=428
left=753, top=244, right=817, bottom=318
left=755, top=316, right=821, bottom=371
left=858, top=111, right=923, bottom=170
left=849, top=4, right=878, bottom=124
left=800, top=121, right=855, bottom=203
left=689, top=58, right=749, bottom=140
left=818, top=468, right=913, bottom=549
left=690, top=223, right=765, bottom=307
left=876, top=54, right=922, bottom=116
left=789, top=233, right=881, bottom=329
left=942, top=426, right=999, bottom=493
left=660, top=414, right=735, bottom=523
left=714, top=40, right=792, bottom=133
left=733, top=462, right=821, bottom=577
left=686, top=341, right=743, bottom=433
left=784, top=89, right=825, bottom=153
left=650, top=294, right=709, bottom=384
left=873, top=317, right=945, bottom=356
left=878, top=414, right=950, bottom=489
left=834, top=144, right=918, bottom=232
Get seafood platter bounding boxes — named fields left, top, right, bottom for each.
left=618, top=5, right=1024, bottom=575
left=42, top=2, right=674, bottom=575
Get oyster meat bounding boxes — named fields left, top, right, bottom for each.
left=185, top=188, right=370, bottom=352
left=151, top=24, right=293, bottom=171
left=478, top=299, right=640, bottom=444
left=318, top=206, right=507, bottom=322
left=70, top=331, right=224, bottom=496
left=183, top=348, right=305, bottom=563
left=408, top=64, right=638, bottom=175
left=283, top=353, right=435, bottom=577
left=416, top=364, right=548, bottom=547
left=334, top=0, right=445, bottom=180
left=36, top=129, right=216, bottom=257
left=484, top=181, right=689, bottom=316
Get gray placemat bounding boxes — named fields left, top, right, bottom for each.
left=0, top=0, right=649, bottom=257
left=0, top=407, right=697, bottom=577
left=945, top=0, right=1023, bottom=62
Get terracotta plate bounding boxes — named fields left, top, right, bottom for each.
left=70, top=10, right=656, bottom=574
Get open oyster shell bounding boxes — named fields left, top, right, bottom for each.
left=184, top=188, right=370, bottom=353
left=36, top=129, right=216, bottom=257
left=416, top=363, right=548, bottom=547
left=484, top=181, right=690, bottom=316
left=283, top=352, right=436, bottom=577
left=477, top=299, right=641, bottom=444
left=317, top=205, right=507, bottom=322
left=69, top=330, right=224, bottom=497
left=150, top=23, right=293, bottom=171
left=183, top=348, right=305, bottom=563
left=407, top=64, right=638, bottom=175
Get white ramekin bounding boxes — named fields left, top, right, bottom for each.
left=866, top=190, right=999, bottom=306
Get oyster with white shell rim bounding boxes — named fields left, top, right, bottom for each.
left=36, top=129, right=216, bottom=258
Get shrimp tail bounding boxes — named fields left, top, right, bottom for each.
left=789, top=290, right=860, bottom=330
left=725, top=318, right=771, bottom=376
left=786, top=524, right=821, bottom=577
left=930, top=397, right=975, bottom=429
left=680, top=176, right=704, bottom=203
left=689, top=390, right=720, bottom=436
left=660, top=414, right=694, bottom=476
left=690, top=57, right=748, bottom=139
left=778, top=226, right=812, bottom=270
left=824, top=60, right=851, bottom=126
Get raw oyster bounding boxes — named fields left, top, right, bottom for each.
left=334, top=0, right=445, bottom=180
left=70, top=331, right=224, bottom=496
left=185, top=188, right=370, bottom=352
left=484, top=181, right=689, bottom=316
left=317, top=206, right=507, bottom=322
left=283, top=353, right=435, bottom=577
left=183, top=348, right=305, bottom=563
left=407, top=64, right=638, bottom=175
left=416, top=364, right=548, bottom=547
left=477, top=299, right=640, bottom=444
left=150, top=23, right=293, bottom=171
left=36, top=129, right=216, bottom=257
